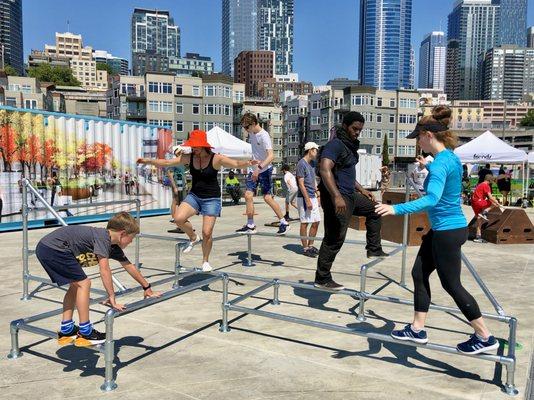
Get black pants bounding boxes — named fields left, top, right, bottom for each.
left=352, top=192, right=382, bottom=253
left=412, top=227, right=482, bottom=321
left=315, top=190, right=355, bottom=284
left=226, top=185, right=241, bottom=204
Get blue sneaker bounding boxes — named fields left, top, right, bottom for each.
left=276, top=223, right=290, bottom=235
left=456, top=334, right=499, bottom=355
left=391, top=324, right=429, bottom=344
left=236, top=224, right=257, bottom=234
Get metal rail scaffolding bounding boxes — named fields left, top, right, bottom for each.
left=7, top=175, right=518, bottom=395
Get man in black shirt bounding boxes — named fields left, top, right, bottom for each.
left=477, top=163, right=492, bottom=184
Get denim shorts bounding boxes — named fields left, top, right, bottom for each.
left=245, top=167, right=273, bottom=195
left=183, top=193, right=221, bottom=217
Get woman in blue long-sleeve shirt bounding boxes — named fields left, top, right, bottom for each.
left=376, top=107, right=499, bottom=355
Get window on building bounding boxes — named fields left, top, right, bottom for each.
left=148, top=100, right=158, bottom=112
left=388, top=146, right=394, bottom=155
left=375, top=145, right=382, bottom=154
left=193, top=121, right=200, bottom=130
left=176, top=121, right=183, bottom=132
left=24, top=99, right=37, bottom=109
left=376, top=129, right=382, bottom=139
left=389, top=99, right=395, bottom=107
left=162, top=83, right=172, bottom=93
left=148, top=81, right=158, bottom=93
left=388, top=130, right=395, bottom=139
left=376, top=114, right=382, bottom=123
left=176, top=103, right=183, bottom=114
left=399, top=114, right=417, bottom=124
left=176, top=84, right=183, bottom=95
left=192, top=104, right=200, bottom=114
left=204, top=85, right=215, bottom=96
left=389, top=115, right=395, bottom=123
left=377, top=97, right=383, bottom=107
left=192, top=85, right=200, bottom=96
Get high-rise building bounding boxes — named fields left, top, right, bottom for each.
left=527, top=27, right=534, bottom=48
left=480, top=46, right=534, bottom=102
left=0, top=0, right=23, bottom=75
left=44, top=32, right=93, bottom=61
left=221, top=0, right=258, bottom=77
left=257, top=0, right=294, bottom=75
left=409, top=46, right=415, bottom=89
left=446, top=0, right=499, bottom=100
left=131, top=8, right=180, bottom=75
left=495, top=0, right=527, bottom=47
left=419, top=32, right=446, bottom=90
left=359, top=0, right=413, bottom=90
left=234, top=50, right=274, bottom=97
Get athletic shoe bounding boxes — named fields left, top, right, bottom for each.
left=169, top=218, right=175, bottom=223
left=276, top=223, right=290, bottom=235
left=183, top=236, right=201, bottom=253
left=456, top=334, right=499, bottom=355
left=57, top=325, right=79, bottom=346
left=479, top=212, right=489, bottom=221
left=74, top=328, right=106, bottom=347
left=303, top=248, right=317, bottom=258
left=314, top=280, right=345, bottom=291
left=367, top=249, right=389, bottom=258
left=473, top=237, right=487, bottom=243
left=391, top=324, right=429, bottom=344
left=236, top=225, right=257, bottom=234
left=201, top=261, right=213, bottom=272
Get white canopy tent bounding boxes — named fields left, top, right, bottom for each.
left=206, top=126, right=253, bottom=211
left=454, top=130, right=529, bottom=198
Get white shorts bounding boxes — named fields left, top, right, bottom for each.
left=297, top=197, right=321, bottom=223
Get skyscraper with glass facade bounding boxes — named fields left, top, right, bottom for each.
left=494, top=0, right=527, bottom=47
left=446, top=0, right=499, bottom=100
left=0, top=0, right=23, bottom=75
left=359, top=0, right=413, bottom=90
left=419, top=32, right=446, bottom=90
left=131, top=8, right=180, bottom=75
left=257, top=0, right=294, bottom=75
left=221, top=0, right=258, bottom=77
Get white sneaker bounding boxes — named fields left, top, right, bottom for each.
left=201, top=262, right=212, bottom=272
left=183, top=236, right=201, bottom=253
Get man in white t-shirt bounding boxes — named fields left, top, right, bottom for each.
left=236, top=113, right=290, bottom=235
left=410, top=154, right=434, bottom=194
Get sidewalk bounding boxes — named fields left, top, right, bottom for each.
left=0, top=199, right=532, bottom=399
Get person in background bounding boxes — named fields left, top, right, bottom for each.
left=471, top=174, right=504, bottom=243
left=296, top=142, right=321, bottom=258
left=497, top=166, right=511, bottom=206
left=124, top=171, right=131, bottom=195
left=281, top=164, right=298, bottom=220
left=0, top=184, right=3, bottom=223
left=379, top=165, right=390, bottom=195
left=477, top=163, right=492, bottom=184
left=225, top=170, right=242, bottom=205
left=411, top=154, right=434, bottom=194
left=167, top=162, right=187, bottom=232
left=376, top=106, right=500, bottom=355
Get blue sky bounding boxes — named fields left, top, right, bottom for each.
left=23, top=0, right=534, bottom=86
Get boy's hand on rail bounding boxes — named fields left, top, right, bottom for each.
left=144, top=288, right=162, bottom=299
left=102, top=297, right=126, bottom=311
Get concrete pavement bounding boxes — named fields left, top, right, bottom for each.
left=0, top=200, right=533, bottom=399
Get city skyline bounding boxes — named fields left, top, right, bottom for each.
left=21, top=0, right=534, bottom=86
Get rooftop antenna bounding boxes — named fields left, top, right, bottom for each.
left=67, top=19, right=70, bottom=33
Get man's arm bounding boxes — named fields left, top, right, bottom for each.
left=258, top=149, right=274, bottom=170
left=319, top=158, right=347, bottom=214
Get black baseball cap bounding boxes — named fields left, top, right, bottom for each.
left=407, top=121, right=448, bottom=139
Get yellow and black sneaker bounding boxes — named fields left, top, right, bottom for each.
left=57, top=325, right=79, bottom=346
left=74, top=328, right=106, bottom=347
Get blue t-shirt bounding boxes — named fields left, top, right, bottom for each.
left=296, top=158, right=316, bottom=198
left=393, top=149, right=467, bottom=231
left=320, top=138, right=358, bottom=196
